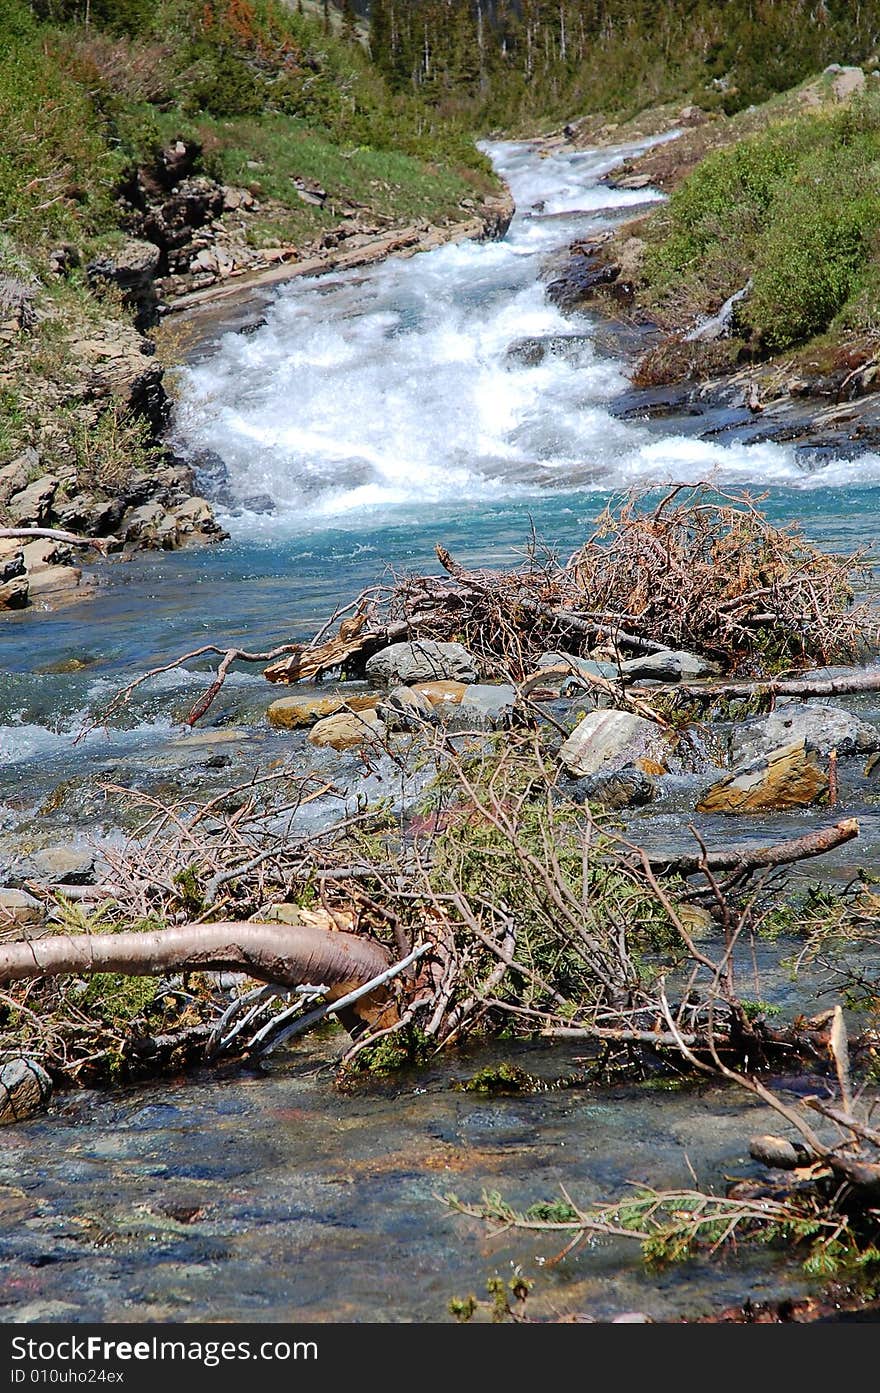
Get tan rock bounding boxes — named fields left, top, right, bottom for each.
left=696, top=740, right=828, bottom=815
left=267, top=692, right=378, bottom=729
left=0, top=575, right=28, bottom=609
left=308, top=709, right=387, bottom=751
left=0, top=888, right=46, bottom=936
left=26, top=565, right=81, bottom=599
left=412, top=680, right=469, bottom=705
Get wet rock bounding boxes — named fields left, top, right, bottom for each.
left=505, top=334, right=593, bottom=367
left=376, top=685, right=436, bottom=730
left=0, top=888, right=46, bottom=934
left=411, top=680, right=470, bottom=705
left=171, top=495, right=228, bottom=543
left=26, top=564, right=82, bottom=600
left=0, top=1059, right=52, bottom=1126
left=267, top=691, right=378, bottom=729
left=0, top=575, right=28, bottom=609
left=7, top=475, right=58, bottom=527
left=308, top=709, right=387, bottom=751
left=621, top=649, right=720, bottom=682
left=434, top=683, right=517, bottom=731
left=565, top=764, right=657, bottom=809
left=365, top=640, right=479, bottom=685
left=559, top=709, right=669, bottom=778
left=696, top=740, right=828, bottom=815
left=749, top=1134, right=809, bottom=1170
left=0, top=550, right=28, bottom=609
left=731, top=702, right=880, bottom=764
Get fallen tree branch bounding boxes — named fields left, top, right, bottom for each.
left=679, top=671, right=880, bottom=701
left=0, top=527, right=117, bottom=552
left=0, top=921, right=391, bottom=991
left=644, top=819, right=859, bottom=878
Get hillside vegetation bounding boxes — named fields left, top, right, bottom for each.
left=641, top=91, right=880, bottom=354
left=362, top=0, right=880, bottom=131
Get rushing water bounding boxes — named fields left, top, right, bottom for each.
left=2, top=136, right=880, bottom=1321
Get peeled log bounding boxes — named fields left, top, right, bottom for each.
left=0, top=921, right=391, bottom=991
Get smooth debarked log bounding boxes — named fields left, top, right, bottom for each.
left=0, top=921, right=391, bottom=990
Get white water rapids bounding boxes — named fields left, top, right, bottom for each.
left=175, top=137, right=880, bottom=530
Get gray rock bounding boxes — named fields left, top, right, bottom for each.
left=0, top=449, right=38, bottom=508
left=621, top=649, right=720, bottom=682
left=55, top=492, right=125, bottom=536
left=7, top=475, right=59, bottom=527
left=87, top=239, right=160, bottom=290
left=0, top=1059, right=52, bottom=1126
left=435, top=683, right=517, bottom=731
left=537, top=651, right=621, bottom=682
left=565, top=765, right=657, bottom=810
left=365, top=640, right=479, bottom=685
left=559, top=709, right=669, bottom=778
left=17, top=847, right=96, bottom=886
left=731, top=702, right=880, bottom=765
left=0, top=888, right=46, bottom=935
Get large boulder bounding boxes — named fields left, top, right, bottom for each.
left=365, top=640, right=479, bottom=685
left=731, top=702, right=880, bottom=765
left=697, top=740, right=828, bottom=815
left=621, top=649, right=720, bottom=683
left=558, top=710, right=669, bottom=778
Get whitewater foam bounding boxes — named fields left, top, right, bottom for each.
left=173, top=135, right=880, bottom=534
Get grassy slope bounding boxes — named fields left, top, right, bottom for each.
left=592, top=75, right=880, bottom=385
left=0, top=0, right=495, bottom=467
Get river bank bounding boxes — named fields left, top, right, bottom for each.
left=540, top=67, right=880, bottom=460
left=2, top=129, right=880, bottom=1324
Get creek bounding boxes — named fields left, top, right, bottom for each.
left=1, top=136, right=879, bottom=1321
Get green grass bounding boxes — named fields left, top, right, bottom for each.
left=642, top=92, right=880, bottom=354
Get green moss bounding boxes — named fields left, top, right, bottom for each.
left=459, top=1062, right=535, bottom=1094
left=76, top=972, right=159, bottom=1027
